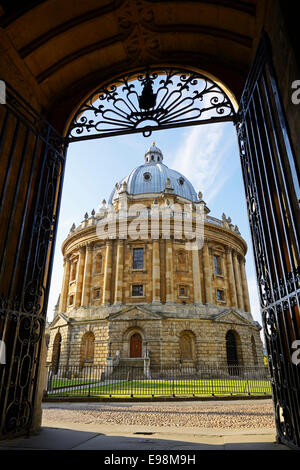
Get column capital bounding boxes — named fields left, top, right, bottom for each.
left=63, top=254, right=71, bottom=263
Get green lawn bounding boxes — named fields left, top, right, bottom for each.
left=47, top=378, right=271, bottom=398
left=51, top=378, right=97, bottom=389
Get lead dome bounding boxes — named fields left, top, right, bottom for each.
left=108, top=143, right=198, bottom=204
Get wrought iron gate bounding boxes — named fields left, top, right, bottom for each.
left=236, top=33, right=300, bottom=449
left=0, top=33, right=299, bottom=448
left=0, top=84, right=67, bottom=438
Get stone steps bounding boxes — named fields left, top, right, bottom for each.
left=111, top=358, right=146, bottom=379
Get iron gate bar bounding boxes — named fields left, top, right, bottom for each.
left=67, top=67, right=236, bottom=142
left=236, top=32, right=300, bottom=449
left=0, top=82, right=68, bottom=438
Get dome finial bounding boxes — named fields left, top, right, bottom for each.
left=152, top=141, right=155, bottom=146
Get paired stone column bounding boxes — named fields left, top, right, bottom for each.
left=152, top=239, right=161, bottom=304
left=240, top=257, right=251, bottom=312
left=103, top=240, right=113, bottom=305
left=203, top=240, right=212, bottom=303
left=226, top=247, right=238, bottom=307
left=233, top=251, right=244, bottom=310
left=165, top=239, right=174, bottom=303
left=114, top=239, right=124, bottom=305
left=192, top=249, right=202, bottom=304
left=59, top=255, right=71, bottom=313
left=74, top=246, right=86, bottom=307
left=81, top=243, right=93, bottom=306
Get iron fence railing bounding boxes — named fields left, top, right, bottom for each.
left=44, top=364, right=271, bottom=398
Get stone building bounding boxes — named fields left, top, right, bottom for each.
left=47, top=143, right=264, bottom=371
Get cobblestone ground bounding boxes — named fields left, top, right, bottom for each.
left=42, top=400, right=275, bottom=429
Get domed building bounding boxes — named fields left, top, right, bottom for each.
left=47, top=144, right=264, bottom=372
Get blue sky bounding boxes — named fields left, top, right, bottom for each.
left=47, top=121, right=262, bottom=338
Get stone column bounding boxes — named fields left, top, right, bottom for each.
left=203, top=240, right=212, bottom=304
left=240, top=257, right=251, bottom=312
left=74, top=246, right=85, bottom=308
left=59, top=255, right=71, bottom=313
left=103, top=240, right=113, bottom=305
left=81, top=243, right=93, bottom=306
left=233, top=251, right=244, bottom=310
left=152, top=239, right=161, bottom=304
left=192, top=249, right=202, bottom=304
left=226, top=247, right=238, bottom=307
left=165, top=239, right=174, bottom=303
left=114, top=239, right=124, bottom=305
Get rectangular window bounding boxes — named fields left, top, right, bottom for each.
left=133, top=247, right=144, bottom=269
left=94, top=288, right=100, bottom=299
left=216, top=289, right=225, bottom=301
left=69, top=295, right=74, bottom=305
left=178, top=285, right=189, bottom=298
left=214, top=255, right=222, bottom=275
left=132, top=285, right=144, bottom=297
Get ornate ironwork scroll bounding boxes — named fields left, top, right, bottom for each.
left=0, top=83, right=67, bottom=438
left=67, top=68, right=236, bottom=141
left=236, top=32, right=300, bottom=449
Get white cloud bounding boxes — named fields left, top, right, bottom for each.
left=169, top=123, right=236, bottom=204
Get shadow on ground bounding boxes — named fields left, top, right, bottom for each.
left=0, top=426, right=290, bottom=451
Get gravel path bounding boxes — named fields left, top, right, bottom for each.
left=42, top=400, right=275, bottom=429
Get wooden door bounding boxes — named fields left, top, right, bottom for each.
left=130, top=333, right=142, bottom=358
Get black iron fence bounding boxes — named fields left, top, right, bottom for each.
left=44, top=363, right=271, bottom=398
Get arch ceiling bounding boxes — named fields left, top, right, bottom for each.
left=0, top=0, right=265, bottom=129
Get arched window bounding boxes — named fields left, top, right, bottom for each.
left=51, top=332, right=61, bottom=374
left=95, top=253, right=103, bottom=273
left=226, top=330, right=239, bottom=374
left=80, top=332, right=95, bottom=364
left=70, top=259, right=77, bottom=281
left=214, top=255, right=222, bottom=275
left=177, top=250, right=187, bottom=271
left=251, top=335, right=258, bottom=366
left=179, top=330, right=195, bottom=361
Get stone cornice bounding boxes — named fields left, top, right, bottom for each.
left=62, top=218, right=247, bottom=256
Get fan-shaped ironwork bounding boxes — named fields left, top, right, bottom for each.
left=67, top=68, right=236, bottom=141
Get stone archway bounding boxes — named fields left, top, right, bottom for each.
left=179, top=330, right=196, bottom=362
left=225, top=329, right=244, bottom=374
left=51, top=332, right=61, bottom=375
left=122, top=327, right=146, bottom=359
left=0, top=0, right=299, bottom=449
left=80, top=331, right=95, bottom=366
